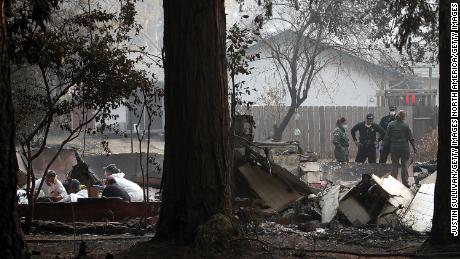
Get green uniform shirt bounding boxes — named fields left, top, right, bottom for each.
left=383, top=120, right=415, bottom=152
left=332, top=127, right=349, bottom=147
left=379, top=114, right=395, bottom=131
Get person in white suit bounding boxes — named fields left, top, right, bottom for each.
left=103, top=164, right=144, bottom=202
left=35, top=170, right=68, bottom=202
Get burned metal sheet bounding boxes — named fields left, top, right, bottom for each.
left=83, top=153, right=163, bottom=186
left=16, top=148, right=78, bottom=183
left=402, top=183, right=434, bottom=233
left=239, top=163, right=302, bottom=213
left=319, top=185, right=341, bottom=223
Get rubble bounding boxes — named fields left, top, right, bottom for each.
left=238, top=163, right=304, bottom=213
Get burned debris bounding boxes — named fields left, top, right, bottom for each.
left=231, top=114, right=436, bottom=242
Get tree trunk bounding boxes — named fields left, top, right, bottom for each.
left=429, top=0, right=460, bottom=245
left=155, top=0, right=231, bottom=244
left=0, top=0, right=28, bottom=257
left=272, top=105, right=296, bottom=141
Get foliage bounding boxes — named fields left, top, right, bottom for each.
left=369, top=0, right=439, bottom=63
left=415, top=127, right=438, bottom=162
left=256, top=84, right=286, bottom=125
left=227, top=22, right=260, bottom=111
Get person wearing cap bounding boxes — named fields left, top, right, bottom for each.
left=351, top=113, right=385, bottom=163
left=332, top=117, right=349, bottom=162
left=103, top=164, right=143, bottom=202
left=34, top=170, right=68, bottom=202
left=384, top=110, right=417, bottom=187
left=378, top=106, right=397, bottom=163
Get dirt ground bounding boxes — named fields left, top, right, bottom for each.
left=27, top=234, right=154, bottom=258
left=27, top=225, right=435, bottom=259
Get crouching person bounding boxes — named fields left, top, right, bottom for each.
left=35, top=170, right=68, bottom=202
left=62, top=179, right=88, bottom=202
left=103, top=164, right=143, bottom=201
left=102, top=176, right=131, bottom=201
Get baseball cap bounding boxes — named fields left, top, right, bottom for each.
left=366, top=113, right=374, bottom=119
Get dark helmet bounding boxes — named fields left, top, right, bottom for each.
left=389, top=105, right=397, bottom=111
left=366, top=113, right=374, bottom=120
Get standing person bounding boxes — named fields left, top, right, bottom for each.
left=384, top=110, right=417, bottom=187
left=351, top=113, right=385, bottom=163
left=378, top=105, right=397, bottom=163
left=332, top=117, right=349, bottom=162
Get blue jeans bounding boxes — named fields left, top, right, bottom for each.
left=391, top=151, right=410, bottom=186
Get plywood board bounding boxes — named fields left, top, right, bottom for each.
left=239, top=163, right=302, bottom=213
left=339, top=197, right=371, bottom=225
left=371, top=175, right=414, bottom=214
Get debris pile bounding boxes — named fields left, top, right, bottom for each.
left=236, top=153, right=435, bottom=234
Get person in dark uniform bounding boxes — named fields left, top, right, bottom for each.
left=378, top=106, right=397, bottom=163
left=384, top=110, right=417, bottom=187
left=332, top=117, right=349, bottom=162
left=102, top=177, right=131, bottom=201
left=351, top=113, right=385, bottom=163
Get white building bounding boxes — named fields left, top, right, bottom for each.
left=239, top=31, right=404, bottom=107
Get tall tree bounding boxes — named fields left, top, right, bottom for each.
left=0, top=0, right=27, bottom=256
left=431, top=0, right=458, bottom=246
left=155, top=0, right=231, bottom=244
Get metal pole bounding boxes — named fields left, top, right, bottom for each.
left=428, top=67, right=432, bottom=89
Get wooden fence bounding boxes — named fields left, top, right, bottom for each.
left=239, top=106, right=438, bottom=158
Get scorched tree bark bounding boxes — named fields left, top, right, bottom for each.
left=155, top=0, right=231, bottom=244
left=430, top=0, right=460, bottom=246
left=0, top=0, right=28, bottom=257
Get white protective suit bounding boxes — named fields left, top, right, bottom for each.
left=111, top=173, right=143, bottom=202
left=62, top=189, right=88, bottom=203
left=34, top=178, right=68, bottom=200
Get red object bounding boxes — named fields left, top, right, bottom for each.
left=412, top=95, right=416, bottom=105
left=405, top=95, right=410, bottom=105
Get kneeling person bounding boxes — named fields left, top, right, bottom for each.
left=102, top=177, right=131, bottom=202
left=103, top=164, right=143, bottom=202
left=35, top=170, right=68, bottom=202
left=62, top=179, right=88, bottom=203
